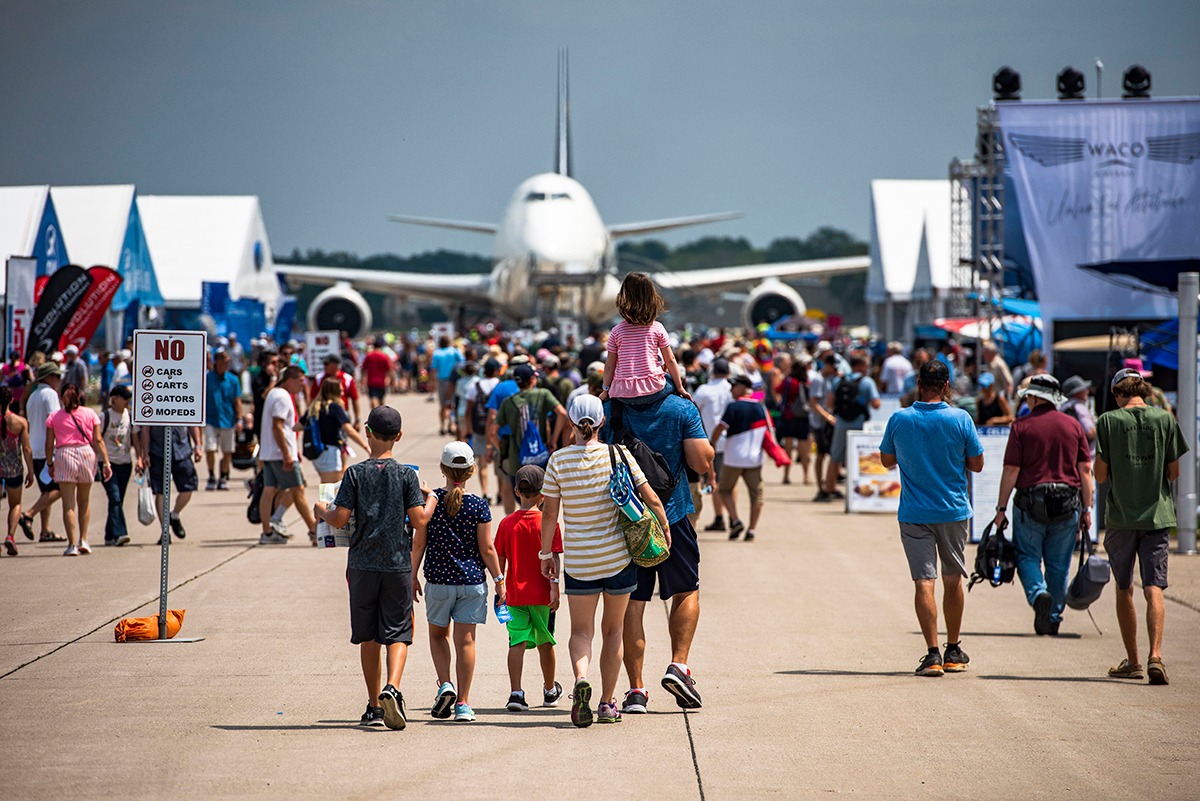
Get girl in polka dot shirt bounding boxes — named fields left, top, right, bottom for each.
left=411, top=441, right=504, bottom=722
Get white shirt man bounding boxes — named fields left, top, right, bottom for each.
left=880, top=343, right=914, bottom=394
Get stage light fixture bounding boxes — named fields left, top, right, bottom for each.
left=1122, top=64, right=1151, bottom=98
left=1056, top=66, right=1085, bottom=100
left=993, top=66, right=1021, bottom=101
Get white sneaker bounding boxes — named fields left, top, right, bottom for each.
left=258, top=531, right=287, bottom=545
left=78, top=540, right=92, bottom=555
left=63, top=545, right=80, bottom=556
left=270, top=520, right=293, bottom=539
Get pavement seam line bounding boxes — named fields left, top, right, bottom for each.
left=661, top=598, right=705, bottom=801
left=0, top=543, right=256, bottom=680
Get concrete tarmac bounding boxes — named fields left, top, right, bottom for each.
left=2, top=392, right=1198, bottom=800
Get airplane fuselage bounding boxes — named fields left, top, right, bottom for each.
left=489, top=172, right=620, bottom=324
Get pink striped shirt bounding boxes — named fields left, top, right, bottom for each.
left=607, top=320, right=669, bottom=398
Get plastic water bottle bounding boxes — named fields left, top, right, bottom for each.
left=494, top=595, right=512, bottom=624
left=992, top=563, right=1001, bottom=585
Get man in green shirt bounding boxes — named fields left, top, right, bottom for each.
left=495, top=364, right=567, bottom=477
left=1095, top=367, right=1188, bottom=686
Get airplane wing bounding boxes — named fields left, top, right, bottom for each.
left=607, top=212, right=742, bottom=239
left=386, top=215, right=498, bottom=235
left=276, top=264, right=493, bottom=304
left=651, top=255, right=870, bottom=293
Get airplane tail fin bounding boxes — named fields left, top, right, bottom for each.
left=555, top=47, right=572, bottom=177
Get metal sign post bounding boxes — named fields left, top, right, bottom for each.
left=133, top=330, right=208, bottom=643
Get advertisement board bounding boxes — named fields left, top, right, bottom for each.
left=844, top=431, right=901, bottom=514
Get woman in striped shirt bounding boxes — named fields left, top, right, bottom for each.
left=539, top=394, right=668, bottom=727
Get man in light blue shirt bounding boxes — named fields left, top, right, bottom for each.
left=880, top=359, right=984, bottom=678
left=204, top=349, right=243, bottom=491
left=429, top=335, right=463, bottom=436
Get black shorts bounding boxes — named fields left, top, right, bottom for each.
left=148, top=455, right=199, bottom=495
left=1104, top=527, right=1169, bottom=590
left=0, top=472, right=23, bottom=491
left=814, top=424, right=834, bottom=456
left=32, top=458, right=58, bottom=492
left=347, top=567, right=414, bottom=646
left=777, top=416, right=810, bottom=440
left=368, top=386, right=386, bottom=401
left=632, top=516, right=701, bottom=602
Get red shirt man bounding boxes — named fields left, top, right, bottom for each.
left=309, top=354, right=361, bottom=426
left=360, top=340, right=394, bottom=406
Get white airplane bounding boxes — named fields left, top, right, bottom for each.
left=277, top=51, right=868, bottom=336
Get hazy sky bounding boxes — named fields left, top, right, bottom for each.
left=2, top=1, right=1198, bottom=261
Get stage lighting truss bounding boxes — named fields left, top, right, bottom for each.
left=947, top=105, right=1005, bottom=318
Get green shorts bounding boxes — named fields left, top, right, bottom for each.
left=506, top=604, right=556, bottom=649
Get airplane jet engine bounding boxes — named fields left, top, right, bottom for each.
left=741, top=277, right=805, bottom=330
left=307, top=283, right=373, bottom=337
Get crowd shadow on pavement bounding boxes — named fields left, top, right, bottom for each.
left=976, top=674, right=1120, bottom=684
left=912, top=630, right=1083, bottom=640
left=775, top=669, right=912, bottom=678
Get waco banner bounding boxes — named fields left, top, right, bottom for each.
left=5, top=257, right=37, bottom=359
left=59, top=266, right=123, bottom=352
left=997, top=99, right=1200, bottom=343
left=25, top=265, right=92, bottom=360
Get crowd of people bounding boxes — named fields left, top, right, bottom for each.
left=1, top=272, right=1187, bottom=724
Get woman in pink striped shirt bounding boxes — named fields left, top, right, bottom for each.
left=601, top=273, right=691, bottom=402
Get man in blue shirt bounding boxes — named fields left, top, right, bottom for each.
left=430, top=336, right=464, bottom=436
left=821, top=354, right=881, bottom=502
left=204, top=349, right=243, bottom=491
left=603, top=386, right=713, bottom=714
left=485, top=355, right=528, bottom=515
left=880, top=360, right=984, bottom=677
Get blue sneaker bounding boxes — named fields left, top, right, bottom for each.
left=453, top=703, right=475, bottom=722
left=431, top=681, right=456, bottom=719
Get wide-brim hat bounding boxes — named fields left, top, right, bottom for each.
left=1061, top=375, right=1093, bottom=396
left=36, top=362, right=63, bottom=380
left=1018, top=374, right=1065, bottom=405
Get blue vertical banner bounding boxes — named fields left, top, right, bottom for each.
left=36, top=195, right=68, bottom=277
left=112, top=199, right=164, bottom=308
left=201, top=281, right=230, bottom=337
left=273, top=295, right=297, bottom=343
left=226, top=299, right=266, bottom=347
left=121, top=300, right=140, bottom=347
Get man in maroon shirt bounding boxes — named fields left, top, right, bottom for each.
left=990, top=375, right=1093, bottom=636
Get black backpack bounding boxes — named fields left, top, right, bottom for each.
left=246, top=471, right=265, bottom=525
left=608, top=399, right=677, bottom=499
left=788, top=378, right=809, bottom=418
left=301, top=412, right=326, bottom=461
left=967, top=521, right=1018, bottom=591
left=833, top=375, right=869, bottom=421
left=470, top=381, right=492, bottom=435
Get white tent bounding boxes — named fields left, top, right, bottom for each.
left=50, top=185, right=133, bottom=270
left=867, top=180, right=955, bottom=340
left=0, top=185, right=68, bottom=275
left=137, top=195, right=279, bottom=310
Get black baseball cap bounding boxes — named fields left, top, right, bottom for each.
left=515, top=464, right=545, bottom=494
left=366, top=406, right=402, bottom=439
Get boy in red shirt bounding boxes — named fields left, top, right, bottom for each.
left=495, top=464, right=564, bottom=711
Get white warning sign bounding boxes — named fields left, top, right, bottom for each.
left=132, top=330, right=208, bottom=426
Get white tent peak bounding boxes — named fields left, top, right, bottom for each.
left=50, top=185, right=135, bottom=269
left=137, top=195, right=279, bottom=309
left=0, top=185, right=51, bottom=261
left=867, top=180, right=953, bottom=303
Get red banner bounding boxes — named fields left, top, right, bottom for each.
left=58, top=266, right=123, bottom=352
left=33, top=275, right=50, bottom=305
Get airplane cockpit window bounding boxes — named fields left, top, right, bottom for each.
left=524, top=192, right=571, bottom=202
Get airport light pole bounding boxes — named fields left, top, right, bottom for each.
left=1176, top=271, right=1197, bottom=555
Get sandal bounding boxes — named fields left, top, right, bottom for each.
left=38, top=531, right=66, bottom=543
left=308, top=529, right=318, bottom=547
left=1108, top=658, right=1144, bottom=680
left=18, top=513, right=34, bottom=540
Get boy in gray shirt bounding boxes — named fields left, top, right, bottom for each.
left=315, top=405, right=436, bottom=730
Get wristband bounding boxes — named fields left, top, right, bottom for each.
left=548, top=578, right=560, bottom=584
left=995, top=506, right=1007, bottom=512
left=538, top=551, right=555, bottom=560
left=493, top=573, right=505, bottom=583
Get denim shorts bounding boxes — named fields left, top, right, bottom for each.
left=313, top=446, right=342, bottom=474
left=424, top=582, right=488, bottom=626
left=563, top=560, right=638, bottom=596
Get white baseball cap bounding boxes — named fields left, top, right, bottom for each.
left=441, top=440, right=475, bottom=468
left=569, top=394, right=605, bottom=426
